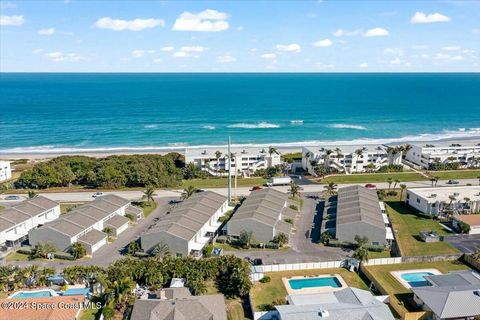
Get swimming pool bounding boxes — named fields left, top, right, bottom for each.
left=63, top=288, right=91, bottom=296
left=401, top=272, right=434, bottom=287
left=9, top=289, right=57, bottom=299
left=288, top=276, right=343, bottom=290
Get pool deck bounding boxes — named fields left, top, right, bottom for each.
left=282, top=274, right=348, bottom=295
left=390, top=268, right=442, bottom=289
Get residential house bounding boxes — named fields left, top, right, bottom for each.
left=0, top=160, right=12, bottom=182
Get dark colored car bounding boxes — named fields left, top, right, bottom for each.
left=365, top=183, right=377, bottom=189
left=447, top=180, right=459, bottom=185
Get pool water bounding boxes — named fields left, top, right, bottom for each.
left=11, top=291, right=53, bottom=298
left=63, top=288, right=90, bottom=296
left=289, top=277, right=342, bottom=290
left=401, top=272, right=434, bottom=287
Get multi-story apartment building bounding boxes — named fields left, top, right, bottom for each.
left=302, top=145, right=402, bottom=175
left=405, top=142, right=480, bottom=169
left=184, top=147, right=281, bottom=177
left=0, top=161, right=12, bottom=182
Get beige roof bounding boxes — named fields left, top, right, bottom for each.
left=36, top=194, right=130, bottom=238
left=0, top=196, right=59, bottom=232
left=229, top=188, right=292, bottom=232
left=105, top=214, right=130, bottom=229
left=336, top=185, right=385, bottom=229
left=144, top=191, right=227, bottom=241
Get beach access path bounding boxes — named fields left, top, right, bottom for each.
left=1, top=178, right=479, bottom=204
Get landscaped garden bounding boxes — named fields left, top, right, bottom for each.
left=385, top=200, right=458, bottom=256
left=320, top=172, right=427, bottom=184
left=250, top=268, right=368, bottom=312
left=181, top=177, right=267, bottom=189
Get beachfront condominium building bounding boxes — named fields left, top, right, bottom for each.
left=184, top=147, right=281, bottom=177
left=0, top=196, right=60, bottom=248
left=28, top=194, right=135, bottom=255
left=302, top=145, right=402, bottom=175
left=334, top=185, right=392, bottom=246
left=0, top=161, right=12, bottom=182
left=405, top=142, right=480, bottom=169
left=227, top=188, right=296, bottom=243
left=406, top=186, right=480, bottom=217
left=141, top=191, right=229, bottom=257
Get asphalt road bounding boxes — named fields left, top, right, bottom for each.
left=445, top=234, right=480, bottom=254
left=1, top=178, right=479, bottom=204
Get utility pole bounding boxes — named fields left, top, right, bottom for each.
left=227, top=136, right=232, bottom=204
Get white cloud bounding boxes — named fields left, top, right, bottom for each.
left=153, top=58, right=162, bottom=63
left=363, top=28, right=389, bottom=37
left=161, top=46, right=175, bottom=52
left=32, top=48, right=43, bottom=55
left=435, top=53, right=464, bottom=61
left=410, top=12, right=451, bottom=24
left=312, top=39, right=332, bottom=48
left=173, top=9, right=229, bottom=32
left=359, top=62, right=368, bottom=68
left=172, top=46, right=207, bottom=58
left=389, top=57, right=402, bottom=65
left=38, top=28, right=55, bottom=36
left=44, top=51, right=83, bottom=62
left=216, top=55, right=237, bottom=63
left=442, top=46, right=461, bottom=51
left=0, top=2, right=16, bottom=9
left=333, top=29, right=360, bottom=37
left=260, top=53, right=277, bottom=59
left=315, top=62, right=335, bottom=70
left=132, top=50, right=145, bottom=58
left=0, top=15, right=24, bottom=26
left=384, top=47, right=405, bottom=56
left=94, top=17, right=164, bottom=31
left=275, top=43, right=301, bottom=52
left=237, top=26, right=244, bottom=31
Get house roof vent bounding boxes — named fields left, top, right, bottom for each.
left=318, top=309, right=330, bottom=317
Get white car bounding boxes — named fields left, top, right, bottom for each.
left=92, top=192, right=105, bottom=198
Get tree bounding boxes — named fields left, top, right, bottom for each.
left=103, top=277, right=135, bottom=310
left=238, top=230, right=254, bottom=249
left=324, top=182, right=337, bottom=196
left=434, top=176, right=440, bottom=187
left=71, top=242, right=86, bottom=259
left=142, top=185, right=155, bottom=204
left=430, top=178, right=436, bottom=187
left=377, top=189, right=387, bottom=201
left=320, top=231, right=332, bottom=245
left=458, top=221, right=471, bottom=234
left=387, top=177, right=393, bottom=191
left=268, top=146, right=278, bottom=158
left=27, top=190, right=37, bottom=198
left=354, top=235, right=369, bottom=247
left=273, top=233, right=288, bottom=246
left=127, top=241, right=139, bottom=256
left=354, top=149, right=364, bottom=173
left=365, top=163, right=376, bottom=173
left=289, top=181, right=300, bottom=199
left=181, top=185, right=199, bottom=200
left=33, top=242, right=57, bottom=259
left=216, top=255, right=252, bottom=298
left=215, top=150, right=222, bottom=170
left=399, top=184, right=407, bottom=200
left=150, top=242, right=171, bottom=259
left=353, top=245, right=370, bottom=265
left=477, top=176, right=480, bottom=186
left=393, top=179, right=400, bottom=191
left=103, top=227, right=113, bottom=237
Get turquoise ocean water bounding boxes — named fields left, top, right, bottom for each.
left=0, top=73, right=479, bottom=153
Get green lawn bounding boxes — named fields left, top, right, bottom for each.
left=250, top=268, right=368, bottom=312
left=427, top=169, right=480, bottom=180
left=368, top=250, right=392, bottom=259
left=181, top=177, right=267, bottom=189
left=60, top=203, right=84, bottom=214
left=320, top=172, right=427, bottom=184
left=385, top=200, right=458, bottom=256
left=6, top=251, right=34, bottom=261
left=142, top=201, right=158, bottom=218
left=79, top=307, right=101, bottom=320
left=364, top=260, right=469, bottom=313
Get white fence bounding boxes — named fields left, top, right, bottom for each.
left=363, top=257, right=402, bottom=266
left=252, top=260, right=343, bottom=274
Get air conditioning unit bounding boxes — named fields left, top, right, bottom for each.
left=318, top=309, right=330, bottom=318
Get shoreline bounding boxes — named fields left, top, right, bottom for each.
left=0, top=136, right=479, bottom=161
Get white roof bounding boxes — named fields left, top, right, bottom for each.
left=386, top=227, right=394, bottom=240
left=382, top=213, right=389, bottom=224
left=408, top=186, right=480, bottom=203
left=185, top=146, right=276, bottom=159
left=304, top=144, right=388, bottom=155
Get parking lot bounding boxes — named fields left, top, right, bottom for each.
left=445, top=234, right=480, bottom=254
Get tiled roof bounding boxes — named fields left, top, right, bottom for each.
left=336, top=185, right=384, bottom=229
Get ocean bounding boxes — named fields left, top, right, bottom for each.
left=1, top=73, right=479, bottom=154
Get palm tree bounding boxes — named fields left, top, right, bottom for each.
left=402, top=144, right=412, bottom=158
left=268, top=146, right=279, bottom=157
left=33, top=241, right=57, bottom=259
left=393, top=179, right=400, bottom=191
left=324, top=181, right=338, bottom=196
left=289, top=181, right=300, bottom=199
left=477, top=176, right=480, bottom=186
left=104, top=277, right=135, bottom=310
left=28, top=190, right=37, bottom=199
left=399, top=184, right=407, bottom=200
left=387, top=177, right=393, bottom=191
left=324, top=149, right=333, bottom=170
left=430, top=178, right=436, bottom=187
left=377, top=189, right=387, bottom=201
left=353, top=246, right=370, bottom=266
left=150, top=242, right=171, bottom=259
left=320, top=231, right=332, bottom=245
left=365, top=163, right=376, bottom=173
left=354, top=149, right=364, bottom=173
left=215, top=150, right=222, bottom=170
left=434, top=176, right=440, bottom=187
left=181, top=185, right=199, bottom=200
left=142, top=185, right=155, bottom=204
left=71, top=242, right=86, bottom=259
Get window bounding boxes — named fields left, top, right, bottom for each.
left=372, top=242, right=379, bottom=246
left=416, top=198, right=420, bottom=203
left=176, top=253, right=183, bottom=257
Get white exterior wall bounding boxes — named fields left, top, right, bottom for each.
left=90, top=238, right=108, bottom=254
left=0, top=205, right=60, bottom=245
left=406, top=188, right=480, bottom=216
left=302, top=147, right=401, bottom=174
left=406, top=144, right=480, bottom=169
left=0, top=161, right=12, bottom=182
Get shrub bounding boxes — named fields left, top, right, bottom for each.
left=387, top=191, right=398, bottom=196
left=202, top=244, right=214, bottom=257
left=260, top=276, right=271, bottom=283
left=259, top=304, right=275, bottom=311
left=216, top=236, right=228, bottom=244
left=125, top=213, right=135, bottom=221
left=17, top=247, right=33, bottom=255
left=272, top=297, right=287, bottom=305
left=289, top=204, right=298, bottom=211
left=378, top=164, right=403, bottom=172
left=284, top=218, right=293, bottom=224
left=265, top=242, right=280, bottom=249
left=53, top=251, right=75, bottom=260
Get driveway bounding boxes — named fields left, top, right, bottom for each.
left=444, top=234, right=480, bottom=254
left=224, top=192, right=349, bottom=264
left=6, top=197, right=176, bottom=270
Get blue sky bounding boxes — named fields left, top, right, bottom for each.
left=0, top=0, right=479, bottom=72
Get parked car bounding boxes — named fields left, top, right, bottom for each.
left=4, top=195, right=21, bottom=200
left=92, top=192, right=105, bottom=198
left=447, top=180, right=459, bottom=185
left=365, top=183, right=377, bottom=189
left=250, top=186, right=263, bottom=191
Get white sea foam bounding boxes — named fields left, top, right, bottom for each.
left=144, top=124, right=158, bottom=129
left=202, top=125, right=216, bottom=130
left=228, top=122, right=280, bottom=129
left=330, top=123, right=367, bottom=130
left=2, top=128, right=480, bottom=155
left=290, top=120, right=304, bottom=125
